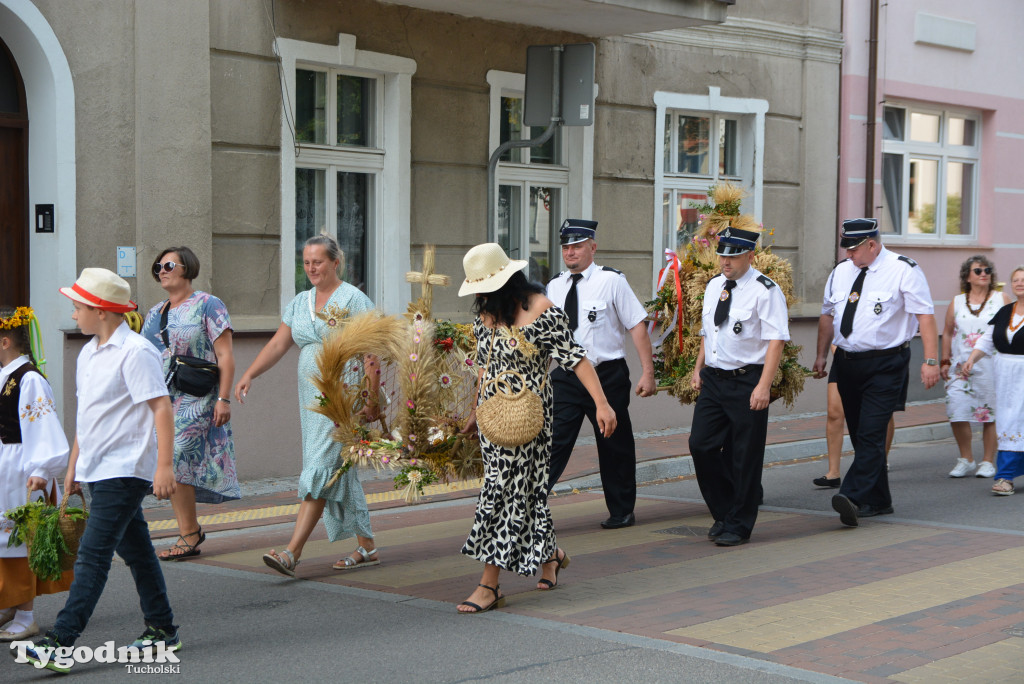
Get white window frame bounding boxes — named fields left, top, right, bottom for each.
left=278, top=34, right=416, bottom=313
left=653, top=87, right=767, bottom=288
left=880, top=102, right=980, bottom=243
left=486, top=70, right=594, bottom=276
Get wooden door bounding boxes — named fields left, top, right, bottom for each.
left=0, top=38, right=29, bottom=306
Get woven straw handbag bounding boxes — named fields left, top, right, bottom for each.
left=475, top=328, right=545, bottom=448
left=57, top=491, right=88, bottom=571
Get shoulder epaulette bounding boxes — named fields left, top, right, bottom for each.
left=756, top=274, right=777, bottom=289
left=549, top=271, right=565, bottom=283
left=601, top=266, right=623, bottom=275
left=898, top=255, right=918, bottom=268
left=837, top=258, right=850, bottom=265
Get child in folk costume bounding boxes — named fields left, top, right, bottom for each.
left=0, top=306, right=72, bottom=642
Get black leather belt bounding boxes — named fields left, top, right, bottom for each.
left=706, top=363, right=763, bottom=378
left=835, top=341, right=909, bottom=360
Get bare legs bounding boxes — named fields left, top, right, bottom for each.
left=159, top=483, right=202, bottom=559
left=458, top=563, right=502, bottom=613
left=266, top=495, right=375, bottom=566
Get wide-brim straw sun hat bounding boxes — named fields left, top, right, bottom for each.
left=59, top=267, right=137, bottom=313
left=459, top=243, right=529, bottom=297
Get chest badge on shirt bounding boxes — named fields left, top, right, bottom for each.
left=873, top=302, right=883, bottom=315
left=587, top=310, right=597, bottom=323
left=720, top=290, right=731, bottom=302
left=848, top=292, right=860, bottom=303
left=733, top=321, right=743, bottom=334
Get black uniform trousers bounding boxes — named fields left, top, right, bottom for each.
left=688, top=365, right=768, bottom=539
left=834, top=346, right=910, bottom=509
left=547, top=358, right=636, bottom=518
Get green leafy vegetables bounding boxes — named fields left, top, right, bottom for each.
left=5, top=500, right=87, bottom=581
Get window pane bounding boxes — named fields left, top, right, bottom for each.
left=719, top=119, right=738, bottom=176
left=945, top=162, right=973, bottom=236
left=529, top=125, right=560, bottom=165
left=678, top=116, right=710, bottom=174
left=664, top=113, right=673, bottom=173
left=882, top=107, right=904, bottom=141
left=497, top=184, right=522, bottom=257
left=880, top=153, right=903, bottom=234
left=909, top=112, right=940, bottom=143
left=663, top=191, right=706, bottom=252
left=499, top=97, right=524, bottom=163
left=337, top=172, right=370, bottom=292
left=908, top=157, right=938, bottom=234
left=295, top=168, right=326, bottom=292
left=295, top=69, right=326, bottom=144
left=528, top=186, right=560, bottom=283
left=947, top=117, right=975, bottom=146
left=337, top=74, right=374, bottom=147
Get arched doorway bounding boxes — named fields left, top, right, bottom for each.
left=0, top=36, right=28, bottom=304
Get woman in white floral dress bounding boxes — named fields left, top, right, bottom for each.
left=940, top=256, right=1008, bottom=478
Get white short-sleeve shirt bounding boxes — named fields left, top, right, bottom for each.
left=700, top=267, right=791, bottom=370
left=822, top=247, right=934, bottom=352
left=546, top=262, right=648, bottom=366
left=74, top=322, right=169, bottom=482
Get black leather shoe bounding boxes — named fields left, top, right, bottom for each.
left=813, top=476, right=841, bottom=488
left=831, top=494, right=859, bottom=527
left=714, top=532, right=748, bottom=546
left=600, top=512, right=635, bottom=529
left=857, top=504, right=894, bottom=517
left=707, top=521, right=725, bottom=540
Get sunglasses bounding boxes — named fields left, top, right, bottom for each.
left=152, top=261, right=180, bottom=276
left=972, top=267, right=992, bottom=275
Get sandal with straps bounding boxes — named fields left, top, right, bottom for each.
left=537, top=549, right=570, bottom=590
left=158, top=527, right=206, bottom=562
left=457, top=583, right=505, bottom=614
left=332, top=545, right=380, bottom=570
left=262, top=548, right=299, bottom=577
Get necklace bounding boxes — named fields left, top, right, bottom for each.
left=964, top=291, right=988, bottom=317
left=1010, top=307, right=1024, bottom=333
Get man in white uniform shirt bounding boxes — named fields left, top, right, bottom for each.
left=812, top=218, right=940, bottom=527
left=546, top=219, right=656, bottom=529
left=689, top=227, right=790, bottom=546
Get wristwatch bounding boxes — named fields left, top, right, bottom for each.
left=924, top=358, right=938, bottom=366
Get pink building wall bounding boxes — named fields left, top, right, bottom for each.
left=839, top=1, right=1024, bottom=306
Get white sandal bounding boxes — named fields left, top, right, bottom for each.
left=333, top=545, right=380, bottom=570
left=262, top=548, right=299, bottom=577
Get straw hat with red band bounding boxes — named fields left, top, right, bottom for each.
left=59, top=268, right=138, bottom=313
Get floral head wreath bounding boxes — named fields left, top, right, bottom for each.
left=0, top=306, right=47, bottom=376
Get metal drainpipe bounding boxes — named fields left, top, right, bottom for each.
left=865, top=0, right=880, bottom=217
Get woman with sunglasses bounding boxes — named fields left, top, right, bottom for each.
left=964, top=266, right=1024, bottom=494
left=940, top=256, right=1007, bottom=479
left=140, top=246, right=239, bottom=559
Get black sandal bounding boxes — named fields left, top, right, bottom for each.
left=537, top=549, right=570, bottom=590
left=159, top=527, right=206, bottom=562
left=457, top=584, right=505, bottom=614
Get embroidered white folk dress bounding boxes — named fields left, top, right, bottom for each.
left=0, top=356, right=70, bottom=558
left=945, top=292, right=1001, bottom=423
left=975, top=314, right=1024, bottom=452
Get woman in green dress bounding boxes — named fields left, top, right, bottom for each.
left=235, top=235, right=380, bottom=576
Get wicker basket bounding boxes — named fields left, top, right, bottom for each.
left=476, top=371, right=544, bottom=448
left=57, top=491, right=88, bottom=571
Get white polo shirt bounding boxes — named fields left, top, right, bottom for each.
left=822, top=246, right=934, bottom=352
left=74, top=322, right=169, bottom=483
left=700, top=267, right=791, bottom=370
left=546, top=262, right=648, bottom=366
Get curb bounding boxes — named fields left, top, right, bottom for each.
left=553, top=421, right=953, bottom=492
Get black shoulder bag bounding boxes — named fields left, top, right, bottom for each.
left=161, top=301, right=220, bottom=396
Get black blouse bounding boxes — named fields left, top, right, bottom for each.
left=988, top=303, right=1024, bottom=355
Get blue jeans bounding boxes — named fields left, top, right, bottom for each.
left=51, top=478, right=174, bottom=645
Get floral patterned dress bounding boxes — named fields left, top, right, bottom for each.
left=945, top=292, right=1001, bottom=423
left=283, top=284, right=374, bottom=542
left=462, top=307, right=586, bottom=576
left=142, top=292, right=239, bottom=503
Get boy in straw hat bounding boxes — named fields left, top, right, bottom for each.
left=15, top=268, right=179, bottom=673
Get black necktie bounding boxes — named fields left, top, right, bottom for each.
left=713, top=279, right=737, bottom=327
left=840, top=267, right=869, bottom=338
left=565, top=273, right=583, bottom=331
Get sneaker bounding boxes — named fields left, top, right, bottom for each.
left=948, top=458, right=976, bottom=478
left=18, top=632, right=73, bottom=674
left=130, top=625, right=181, bottom=653
left=992, top=479, right=1015, bottom=496
left=976, top=461, right=996, bottom=478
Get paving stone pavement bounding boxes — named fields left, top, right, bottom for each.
left=140, top=401, right=1024, bottom=683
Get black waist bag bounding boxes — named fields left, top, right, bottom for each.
left=161, top=301, right=219, bottom=397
